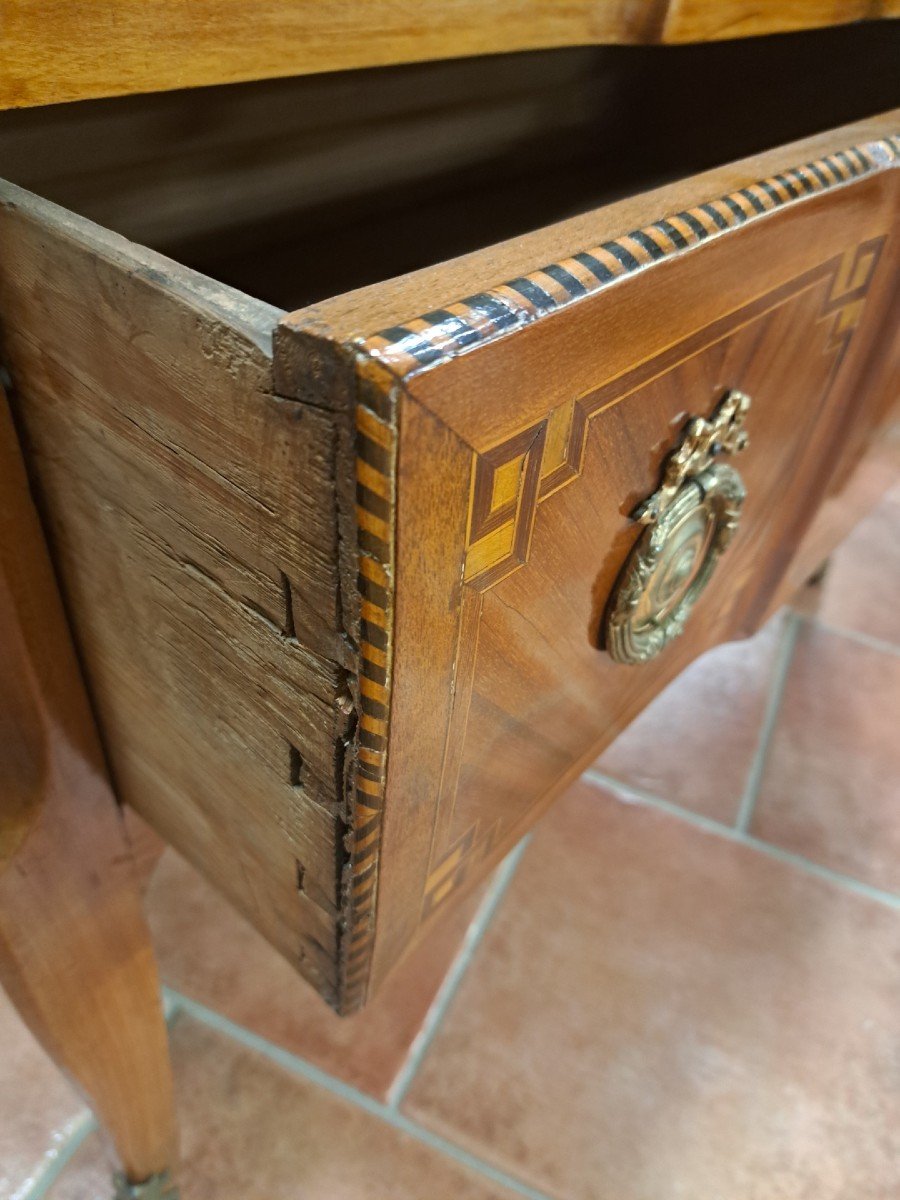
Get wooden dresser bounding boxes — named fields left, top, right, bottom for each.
left=1, top=7, right=898, bottom=1194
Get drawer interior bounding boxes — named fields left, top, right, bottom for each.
left=1, top=22, right=897, bottom=312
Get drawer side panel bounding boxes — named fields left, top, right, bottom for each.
left=0, top=184, right=350, bottom=1006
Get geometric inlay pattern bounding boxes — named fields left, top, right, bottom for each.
left=417, top=234, right=888, bottom=920
left=347, top=131, right=898, bottom=977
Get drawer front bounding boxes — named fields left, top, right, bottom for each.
left=280, top=122, right=900, bottom=998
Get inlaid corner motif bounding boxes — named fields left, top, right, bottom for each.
left=463, top=237, right=884, bottom=592
left=415, top=234, right=886, bottom=927
left=819, top=235, right=885, bottom=358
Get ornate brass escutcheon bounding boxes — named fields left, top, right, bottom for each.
left=602, top=390, right=751, bottom=665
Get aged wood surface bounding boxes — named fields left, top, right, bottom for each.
left=2, top=0, right=898, bottom=109
left=0, top=389, right=176, bottom=1182
left=2, top=109, right=897, bottom=1014
left=0, top=50, right=602, bottom=253
left=0, top=185, right=356, bottom=1005
left=278, top=113, right=900, bottom=997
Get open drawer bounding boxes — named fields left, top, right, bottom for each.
left=1, top=43, right=897, bottom=1012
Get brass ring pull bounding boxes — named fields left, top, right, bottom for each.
left=602, top=390, right=751, bottom=665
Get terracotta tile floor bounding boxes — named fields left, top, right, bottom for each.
left=4, top=487, right=900, bottom=1200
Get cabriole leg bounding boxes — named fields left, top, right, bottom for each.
left=0, top=388, right=178, bottom=1195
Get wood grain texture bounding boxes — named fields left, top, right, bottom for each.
left=3, top=104, right=898, bottom=1014
left=277, top=111, right=900, bottom=996
left=0, top=184, right=355, bottom=1005
left=1, top=0, right=898, bottom=109
left=0, top=389, right=176, bottom=1182
left=0, top=50, right=602, bottom=251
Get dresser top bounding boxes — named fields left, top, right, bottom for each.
left=4, top=0, right=899, bottom=109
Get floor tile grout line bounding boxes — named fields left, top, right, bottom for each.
left=23, top=605, right=897, bottom=1200
left=737, top=833, right=900, bottom=909
left=12, top=1111, right=98, bottom=1200
left=162, top=987, right=181, bottom=1022
left=806, top=615, right=900, bottom=659
left=733, top=610, right=801, bottom=834
left=167, top=990, right=558, bottom=1200
left=583, top=769, right=900, bottom=911
left=586, top=769, right=737, bottom=839
left=386, top=835, right=531, bottom=1110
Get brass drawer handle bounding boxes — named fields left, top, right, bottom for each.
left=603, top=390, right=751, bottom=665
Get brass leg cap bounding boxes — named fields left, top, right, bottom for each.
left=112, top=1170, right=179, bottom=1200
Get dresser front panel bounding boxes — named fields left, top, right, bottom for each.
left=363, top=159, right=898, bottom=986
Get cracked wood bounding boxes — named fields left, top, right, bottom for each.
left=0, top=182, right=354, bottom=1007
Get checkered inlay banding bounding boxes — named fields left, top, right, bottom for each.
left=358, top=135, right=900, bottom=379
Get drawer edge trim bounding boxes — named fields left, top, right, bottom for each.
left=357, top=134, right=899, bottom=379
